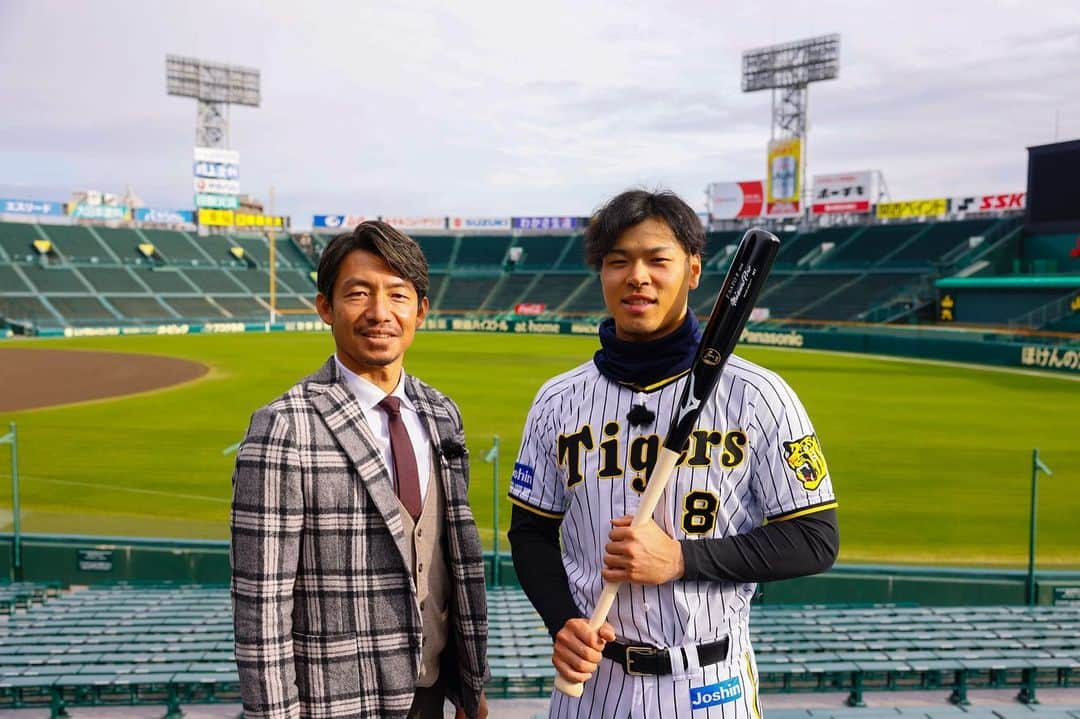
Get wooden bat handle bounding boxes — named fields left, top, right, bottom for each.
left=554, top=447, right=682, bottom=698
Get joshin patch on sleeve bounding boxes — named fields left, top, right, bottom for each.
left=511, top=462, right=535, bottom=491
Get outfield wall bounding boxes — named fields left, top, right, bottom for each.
left=6, top=315, right=1073, bottom=376
left=2, top=534, right=1078, bottom=606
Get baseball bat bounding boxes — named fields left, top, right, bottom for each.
left=554, top=227, right=780, bottom=698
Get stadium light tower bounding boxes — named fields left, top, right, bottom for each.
left=166, top=55, right=260, bottom=148
left=742, top=34, right=840, bottom=216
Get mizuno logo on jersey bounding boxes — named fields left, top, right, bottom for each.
left=782, top=433, right=828, bottom=490
left=690, top=676, right=742, bottom=709
left=556, top=422, right=747, bottom=491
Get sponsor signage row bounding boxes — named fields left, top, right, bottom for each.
left=311, top=215, right=585, bottom=231
left=22, top=320, right=1078, bottom=376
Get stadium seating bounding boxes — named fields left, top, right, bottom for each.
left=1, top=583, right=1077, bottom=714
left=1, top=216, right=1070, bottom=331
left=484, top=588, right=1080, bottom=704
left=137, top=230, right=212, bottom=265
left=454, top=235, right=513, bottom=268
left=0, top=221, right=45, bottom=263
left=43, top=225, right=110, bottom=263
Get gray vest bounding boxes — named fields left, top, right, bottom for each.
left=398, top=450, right=451, bottom=688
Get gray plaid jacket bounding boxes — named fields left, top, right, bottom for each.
left=231, top=357, right=488, bottom=719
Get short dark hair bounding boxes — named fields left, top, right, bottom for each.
left=584, top=189, right=705, bottom=270
left=316, top=220, right=429, bottom=302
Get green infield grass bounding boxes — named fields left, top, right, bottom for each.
left=0, top=331, right=1076, bottom=568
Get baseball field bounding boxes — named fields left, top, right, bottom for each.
left=0, top=331, right=1076, bottom=568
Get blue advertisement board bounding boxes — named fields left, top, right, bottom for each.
left=193, top=161, right=240, bottom=180
left=69, top=203, right=129, bottom=220
left=135, top=208, right=195, bottom=224
left=0, top=198, right=65, bottom=217
left=512, top=216, right=584, bottom=230
left=313, top=215, right=347, bottom=229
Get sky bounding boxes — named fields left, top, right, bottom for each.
left=1, top=0, right=1078, bottom=228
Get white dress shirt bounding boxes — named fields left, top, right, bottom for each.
left=335, top=355, right=433, bottom=503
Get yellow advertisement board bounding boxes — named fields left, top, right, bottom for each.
left=197, top=209, right=235, bottom=226
left=875, top=198, right=948, bottom=219
left=234, top=212, right=287, bottom=229
left=766, top=137, right=801, bottom=215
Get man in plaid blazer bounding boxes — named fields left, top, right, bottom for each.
left=231, top=221, right=488, bottom=718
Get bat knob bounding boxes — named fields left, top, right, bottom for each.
left=554, top=674, right=585, bottom=698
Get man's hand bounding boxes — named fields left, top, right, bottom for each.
left=552, top=618, right=616, bottom=684
left=602, top=516, right=684, bottom=585
left=455, top=689, right=487, bottom=718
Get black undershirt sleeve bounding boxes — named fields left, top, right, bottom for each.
left=679, top=508, right=839, bottom=583
left=507, top=505, right=583, bottom=639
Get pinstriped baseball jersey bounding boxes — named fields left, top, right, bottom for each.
left=509, top=353, right=836, bottom=651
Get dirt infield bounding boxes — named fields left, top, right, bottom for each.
left=0, top=347, right=209, bottom=412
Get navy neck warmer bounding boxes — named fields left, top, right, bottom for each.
left=593, top=310, right=701, bottom=392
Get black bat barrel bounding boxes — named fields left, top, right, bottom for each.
left=663, top=228, right=780, bottom=453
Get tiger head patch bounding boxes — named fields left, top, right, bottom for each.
left=782, top=434, right=828, bottom=490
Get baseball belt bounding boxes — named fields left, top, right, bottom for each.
left=602, top=637, right=730, bottom=677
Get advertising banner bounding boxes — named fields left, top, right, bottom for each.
left=707, top=181, right=764, bottom=219
left=193, top=161, right=240, bottom=180
left=135, top=208, right=195, bottom=224
left=194, top=178, right=240, bottom=195
left=449, top=216, right=513, bottom=231
left=514, top=303, right=546, bottom=316
left=512, top=216, right=584, bottom=230
left=193, top=147, right=240, bottom=164
left=0, top=198, right=65, bottom=217
left=766, top=137, right=801, bottom=216
left=195, top=193, right=240, bottom=209
left=197, top=209, right=235, bottom=226
left=234, top=212, right=288, bottom=229
left=811, top=171, right=873, bottom=214
left=876, top=198, right=948, bottom=219
left=68, top=203, right=129, bottom=221
left=950, top=193, right=1026, bottom=214
left=380, top=216, right=446, bottom=231
left=312, top=215, right=371, bottom=229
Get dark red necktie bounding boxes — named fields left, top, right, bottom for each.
left=378, top=396, right=422, bottom=521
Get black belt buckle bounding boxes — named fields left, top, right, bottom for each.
left=624, top=645, right=662, bottom=677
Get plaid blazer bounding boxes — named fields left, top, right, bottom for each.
left=231, top=357, right=488, bottom=719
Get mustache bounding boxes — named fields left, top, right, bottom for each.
left=352, top=325, right=401, bottom=337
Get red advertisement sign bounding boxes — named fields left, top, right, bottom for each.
left=514, top=303, right=546, bottom=316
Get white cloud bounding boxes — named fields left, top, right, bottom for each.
left=1, top=0, right=1079, bottom=225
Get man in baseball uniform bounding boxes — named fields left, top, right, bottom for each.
left=508, top=189, right=839, bottom=718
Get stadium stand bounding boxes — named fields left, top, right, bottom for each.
left=3, top=583, right=1076, bottom=715
left=454, top=235, right=513, bottom=268
left=2, top=214, right=1075, bottom=332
